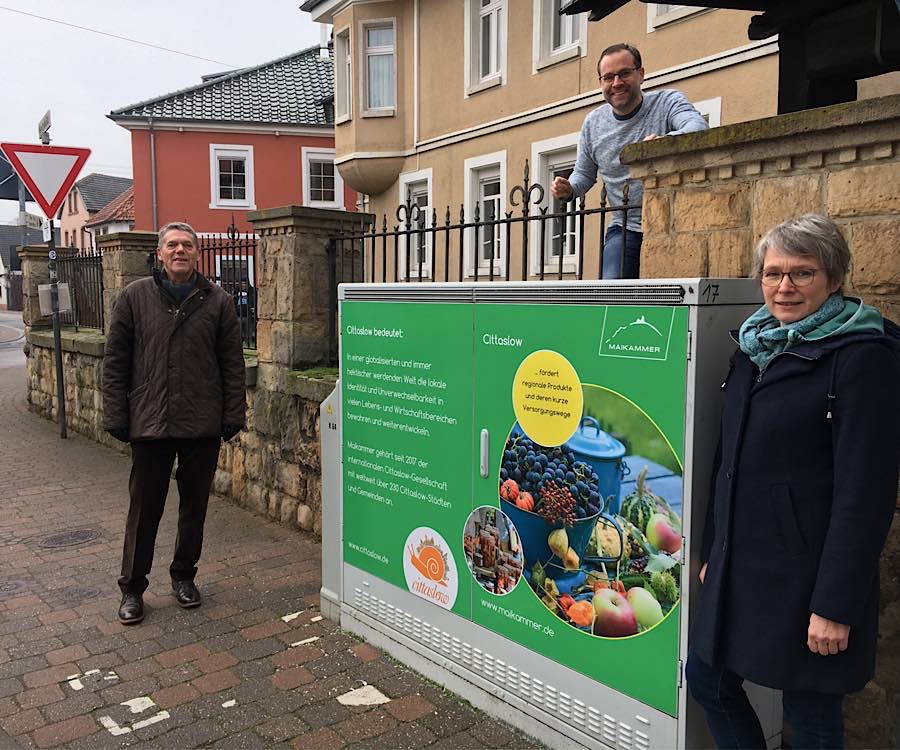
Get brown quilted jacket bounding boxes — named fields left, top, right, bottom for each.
left=102, top=271, right=246, bottom=440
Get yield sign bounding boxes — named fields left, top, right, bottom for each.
left=0, top=143, right=91, bottom=219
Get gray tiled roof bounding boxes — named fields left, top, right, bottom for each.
left=109, top=46, right=334, bottom=128
left=0, top=225, right=59, bottom=272
left=75, top=174, right=133, bottom=214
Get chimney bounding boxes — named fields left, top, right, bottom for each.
left=319, top=23, right=332, bottom=58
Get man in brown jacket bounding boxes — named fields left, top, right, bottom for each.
left=103, top=222, right=246, bottom=625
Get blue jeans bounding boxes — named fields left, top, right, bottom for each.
left=686, top=650, right=844, bottom=749
left=603, top=225, right=643, bottom=279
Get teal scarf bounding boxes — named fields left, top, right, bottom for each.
left=738, top=294, right=884, bottom=370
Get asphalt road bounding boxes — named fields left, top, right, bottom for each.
left=0, top=309, right=25, bottom=370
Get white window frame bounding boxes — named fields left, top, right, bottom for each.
left=533, top=0, right=588, bottom=72
left=398, top=168, right=433, bottom=280
left=464, top=0, right=507, bottom=96
left=647, top=4, right=712, bottom=32
left=360, top=19, right=396, bottom=117
left=692, top=96, right=722, bottom=127
left=302, top=147, right=345, bottom=209
left=334, top=26, right=352, bottom=123
left=463, top=151, right=507, bottom=278
left=530, top=133, right=582, bottom=276
left=209, top=144, right=256, bottom=210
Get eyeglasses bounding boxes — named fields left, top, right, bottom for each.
left=760, top=268, right=824, bottom=287
left=600, top=67, right=637, bottom=84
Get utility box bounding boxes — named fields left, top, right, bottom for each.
left=321, top=279, right=781, bottom=749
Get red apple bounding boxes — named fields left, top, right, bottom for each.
left=646, top=513, right=682, bottom=554
left=592, top=588, right=638, bottom=637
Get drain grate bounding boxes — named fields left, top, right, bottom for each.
left=38, top=528, right=102, bottom=548
left=61, top=586, right=101, bottom=604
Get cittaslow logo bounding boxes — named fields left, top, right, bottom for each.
left=403, top=527, right=458, bottom=610
left=598, top=306, right=677, bottom=361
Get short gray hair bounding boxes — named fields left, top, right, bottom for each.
left=753, top=214, right=850, bottom=288
left=158, top=221, right=198, bottom=249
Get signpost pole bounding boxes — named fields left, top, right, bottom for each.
left=0, top=118, right=90, bottom=442
left=39, top=117, right=67, bottom=439
left=47, top=223, right=66, bottom=439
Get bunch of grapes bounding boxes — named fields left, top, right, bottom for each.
left=536, top=481, right=577, bottom=526
left=499, top=432, right=603, bottom=518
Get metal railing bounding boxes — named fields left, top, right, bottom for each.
left=56, top=248, right=104, bottom=330
left=198, top=224, right=257, bottom=350
left=329, top=161, right=633, bottom=286
left=323, top=161, right=635, bottom=363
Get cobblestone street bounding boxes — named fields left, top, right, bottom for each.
left=0, top=344, right=537, bottom=749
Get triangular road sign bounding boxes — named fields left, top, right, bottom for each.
left=0, top=143, right=91, bottom=219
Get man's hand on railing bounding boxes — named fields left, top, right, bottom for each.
left=550, top=176, right=573, bottom=200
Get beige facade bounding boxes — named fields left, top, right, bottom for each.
left=311, top=3, right=775, bottom=205
left=308, top=1, right=899, bottom=281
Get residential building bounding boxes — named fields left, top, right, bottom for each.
left=108, top=45, right=355, bottom=238
left=84, top=186, right=135, bottom=246
left=302, top=0, right=898, bottom=280
left=58, top=174, right=133, bottom=252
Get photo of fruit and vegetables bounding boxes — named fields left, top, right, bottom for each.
left=498, top=385, right=683, bottom=639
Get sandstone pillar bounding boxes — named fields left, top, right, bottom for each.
left=97, top=231, right=157, bottom=335
left=247, top=206, right=374, bottom=371
left=17, top=245, right=53, bottom=330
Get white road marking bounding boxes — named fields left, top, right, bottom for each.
left=98, top=696, right=170, bottom=736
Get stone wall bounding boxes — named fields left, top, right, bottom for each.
left=24, top=329, right=123, bottom=452
left=19, top=210, right=367, bottom=541
left=624, top=94, right=900, bottom=750
left=212, top=373, right=334, bottom=536
left=210, top=206, right=371, bottom=535
left=624, top=94, right=900, bottom=319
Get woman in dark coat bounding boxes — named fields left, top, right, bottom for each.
left=686, top=214, right=900, bottom=749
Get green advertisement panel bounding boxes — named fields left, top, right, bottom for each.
left=341, top=302, right=475, bottom=620
left=342, top=300, right=688, bottom=715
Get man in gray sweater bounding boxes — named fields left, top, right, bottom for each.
left=551, top=43, right=708, bottom=279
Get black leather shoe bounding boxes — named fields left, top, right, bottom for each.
left=118, top=592, right=144, bottom=625
left=172, top=580, right=201, bottom=608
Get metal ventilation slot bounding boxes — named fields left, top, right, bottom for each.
left=349, top=590, right=652, bottom=745
left=342, top=286, right=474, bottom=302
left=618, top=722, right=635, bottom=749
left=473, top=284, right=686, bottom=305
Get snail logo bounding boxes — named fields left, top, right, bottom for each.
left=403, top=527, right=458, bottom=610
left=598, top=306, right=676, bottom=361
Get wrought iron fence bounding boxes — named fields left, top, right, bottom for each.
left=322, top=161, right=635, bottom=363
left=328, top=161, right=634, bottom=286
left=56, top=248, right=104, bottom=330
left=198, top=225, right=257, bottom=350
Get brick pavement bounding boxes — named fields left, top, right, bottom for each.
left=0, top=360, right=541, bottom=749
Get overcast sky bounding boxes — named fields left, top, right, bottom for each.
left=0, top=0, right=325, bottom=222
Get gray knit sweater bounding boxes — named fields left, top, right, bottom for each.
left=567, top=90, right=708, bottom=232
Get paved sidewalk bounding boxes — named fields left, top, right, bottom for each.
left=0, top=359, right=539, bottom=749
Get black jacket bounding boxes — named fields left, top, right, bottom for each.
left=102, top=270, right=246, bottom=441
left=692, top=322, right=900, bottom=694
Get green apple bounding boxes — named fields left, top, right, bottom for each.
left=627, top=586, right=664, bottom=629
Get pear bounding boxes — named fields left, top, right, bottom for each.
left=548, top=528, right=569, bottom=559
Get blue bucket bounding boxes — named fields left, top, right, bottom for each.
left=500, top=498, right=599, bottom=580
left=564, top=416, right=627, bottom=515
